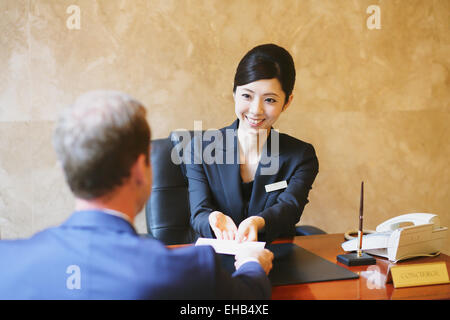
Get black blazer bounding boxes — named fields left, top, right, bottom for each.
left=185, top=119, right=319, bottom=243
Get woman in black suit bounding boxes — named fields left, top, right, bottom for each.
left=186, top=44, right=319, bottom=243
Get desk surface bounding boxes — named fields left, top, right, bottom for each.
left=271, top=234, right=450, bottom=300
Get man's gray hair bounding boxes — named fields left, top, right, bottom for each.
left=53, top=90, right=151, bottom=199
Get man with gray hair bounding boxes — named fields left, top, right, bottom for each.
left=0, top=90, right=273, bottom=299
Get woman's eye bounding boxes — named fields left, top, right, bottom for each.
left=242, top=94, right=251, bottom=99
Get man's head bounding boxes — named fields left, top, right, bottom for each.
left=53, top=90, right=151, bottom=213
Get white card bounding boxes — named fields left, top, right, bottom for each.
left=195, top=238, right=266, bottom=255
left=265, top=180, right=287, bottom=193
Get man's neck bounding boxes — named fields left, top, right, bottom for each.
left=75, top=197, right=135, bottom=224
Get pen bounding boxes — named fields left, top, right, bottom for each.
left=357, top=181, right=364, bottom=257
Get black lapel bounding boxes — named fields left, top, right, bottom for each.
left=248, top=129, right=282, bottom=216
left=216, top=120, right=244, bottom=221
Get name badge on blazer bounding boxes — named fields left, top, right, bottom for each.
left=265, top=181, right=288, bottom=193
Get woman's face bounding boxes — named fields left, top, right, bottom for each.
left=234, top=78, right=292, bottom=134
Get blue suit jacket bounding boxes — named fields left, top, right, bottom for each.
left=0, top=210, right=270, bottom=299
left=186, top=119, right=319, bottom=243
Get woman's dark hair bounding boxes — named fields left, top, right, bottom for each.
left=233, top=44, right=296, bottom=104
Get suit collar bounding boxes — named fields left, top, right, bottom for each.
left=216, top=121, right=244, bottom=220
left=219, top=119, right=238, bottom=152
left=62, top=210, right=137, bottom=235
left=216, top=119, right=283, bottom=219
left=228, top=118, right=240, bottom=130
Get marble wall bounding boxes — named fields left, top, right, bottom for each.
left=0, top=1, right=448, bottom=253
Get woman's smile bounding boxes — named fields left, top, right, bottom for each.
left=245, top=115, right=265, bottom=127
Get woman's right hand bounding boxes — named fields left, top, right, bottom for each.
left=208, top=211, right=238, bottom=240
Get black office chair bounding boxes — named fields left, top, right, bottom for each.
left=145, top=132, right=326, bottom=245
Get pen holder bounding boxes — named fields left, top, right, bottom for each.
left=336, top=252, right=376, bottom=266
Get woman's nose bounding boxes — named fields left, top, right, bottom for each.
left=249, top=98, right=263, bottom=115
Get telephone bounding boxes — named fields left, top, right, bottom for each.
left=341, top=213, right=448, bottom=262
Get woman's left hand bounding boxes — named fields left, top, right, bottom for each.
left=237, top=216, right=265, bottom=242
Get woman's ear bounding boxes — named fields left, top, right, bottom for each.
left=282, top=94, right=294, bottom=112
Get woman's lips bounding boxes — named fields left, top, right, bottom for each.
left=245, top=115, right=264, bottom=127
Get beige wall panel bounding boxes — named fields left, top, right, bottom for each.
left=0, top=1, right=448, bottom=253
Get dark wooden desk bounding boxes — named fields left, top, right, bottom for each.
left=169, top=234, right=449, bottom=300
left=271, top=234, right=450, bottom=300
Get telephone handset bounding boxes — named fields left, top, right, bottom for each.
left=342, top=213, right=448, bottom=262
left=376, top=213, right=441, bottom=232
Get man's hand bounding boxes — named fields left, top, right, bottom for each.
left=235, top=247, right=274, bottom=275
left=209, top=211, right=238, bottom=240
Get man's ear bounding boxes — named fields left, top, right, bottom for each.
left=132, top=154, right=149, bottom=186
left=282, top=94, right=294, bottom=112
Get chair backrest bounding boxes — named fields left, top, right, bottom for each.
left=145, top=132, right=198, bottom=245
